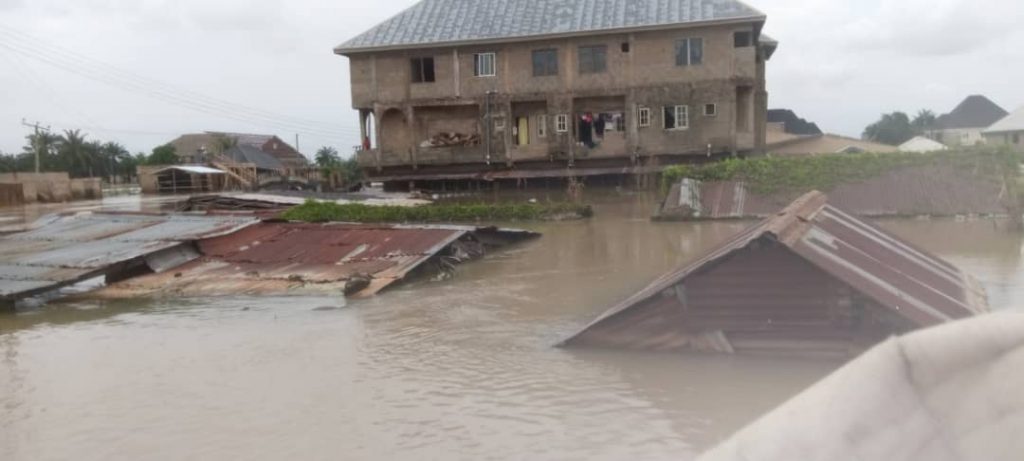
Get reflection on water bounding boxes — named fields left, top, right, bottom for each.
left=1, top=193, right=1023, bottom=460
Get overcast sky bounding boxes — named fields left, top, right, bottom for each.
left=0, top=0, right=1021, bottom=157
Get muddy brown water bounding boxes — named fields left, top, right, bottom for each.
left=1, top=193, right=1022, bottom=460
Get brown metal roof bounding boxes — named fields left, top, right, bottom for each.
left=94, top=222, right=539, bottom=299
left=566, top=191, right=989, bottom=347
left=0, top=212, right=260, bottom=301
left=370, top=165, right=665, bottom=182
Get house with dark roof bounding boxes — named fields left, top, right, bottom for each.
left=168, top=132, right=309, bottom=174
left=984, top=106, right=1024, bottom=152
left=934, top=95, right=1008, bottom=147
left=335, top=0, right=778, bottom=186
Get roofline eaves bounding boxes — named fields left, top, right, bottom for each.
left=334, top=15, right=767, bottom=56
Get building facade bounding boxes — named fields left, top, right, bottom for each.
left=336, top=0, right=777, bottom=184
left=983, top=106, right=1024, bottom=152
left=934, top=95, right=1008, bottom=147
left=168, top=132, right=309, bottom=174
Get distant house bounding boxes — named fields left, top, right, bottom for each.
left=766, top=124, right=896, bottom=156
left=335, top=0, right=779, bottom=186
left=983, top=106, right=1024, bottom=152
left=934, top=95, right=1008, bottom=147
left=168, top=132, right=309, bottom=173
left=766, top=109, right=822, bottom=136
left=563, top=191, right=988, bottom=357
left=899, top=136, right=948, bottom=153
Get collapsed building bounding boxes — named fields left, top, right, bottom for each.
left=0, top=211, right=538, bottom=307
left=564, top=191, right=989, bottom=357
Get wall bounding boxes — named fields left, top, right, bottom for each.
left=137, top=166, right=164, bottom=194
left=984, top=131, right=1024, bottom=152
left=938, top=128, right=987, bottom=147
left=0, top=172, right=74, bottom=203
left=0, top=183, right=25, bottom=207
left=348, top=20, right=768, bottom=171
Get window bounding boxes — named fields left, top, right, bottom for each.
left=494, top=116, right=506, bottom=130
left=734, top=31, right=753, bottom=48
left=664, top=105, right=689, bottom=130
left=532, top=49, right=558, bottom=77
left=555, top=114, right=569, bottom=133
left=638, top=107, right=651, bottom=128
left=675, top=38, right=703, bottom=66
left=411, top=57, right=435, bottom=83
left=704, top=104, right=717, bottom=117
left=578, top=45, right=607, bottom=74
left=474, top=53, right=496, bottom=77
left=621, top=42, right=630, bottom=53
left=538, top=115, right=547, bottom=138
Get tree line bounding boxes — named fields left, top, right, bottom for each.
left=863, top=110, right=939, bottom=146
left=0, top=129, right=179, bottom=180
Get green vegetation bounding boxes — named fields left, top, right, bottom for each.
left=663, top=149, right=1022, bottom=194
left=863, top=110, right=939, bottom=145
left=315, top=146, right=364, bottom=190
left=1, top=128, right=177, bottom=181
left=281, top=200, right=594, bottom=223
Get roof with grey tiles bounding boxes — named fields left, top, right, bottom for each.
left=335, top=0, right=766, bottom=53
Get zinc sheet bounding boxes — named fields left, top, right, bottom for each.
left=0, top=212, right=259, bottom=300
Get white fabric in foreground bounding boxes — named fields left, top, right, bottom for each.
left=698, top=312, right=1024, bottom=461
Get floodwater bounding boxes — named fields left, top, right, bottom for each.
left=2, top=193, right=1023, bottom=460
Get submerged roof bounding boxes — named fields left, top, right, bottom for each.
left=336, top=0, right=766, bottom=53
left=95, top=222, right=539, bottom=299
left=984, top=106, right=1024, bottom=134
left=937, top=95, right=1008, bottom=130
left=568, top=191, right=988, bottom=345
left=0, top=213, right=259, bottom=301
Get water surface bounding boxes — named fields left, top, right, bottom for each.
left=1, top=194, right=1021, bottom=460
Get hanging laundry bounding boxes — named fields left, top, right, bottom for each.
left=579, top=114, right=595, bottom=148
left=595, top=114, right=607, bottom=138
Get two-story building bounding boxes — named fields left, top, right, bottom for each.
left=335, top=0, right=777, bottom=187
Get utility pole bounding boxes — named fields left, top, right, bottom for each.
left=21, top=119, right=50, bottom=173
left=295, top=134, right=300, bottom=154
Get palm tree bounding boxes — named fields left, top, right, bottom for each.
left=58, top=129, right=93, bottom=177
left=912, top=110, right=938, bottom=139
left=213, top=134, right=239, bottom=156
left=315, top=146, right=340, bottom=168
left=22, top=131, right=61, bottom=171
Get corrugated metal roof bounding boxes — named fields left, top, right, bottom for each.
left=223, top=145, right=286, bottom=171
left=336, top=0, right=765, bottom=53
left=154, top=166, right=227, bottom=175
left=565, top=191, right=988, bottom=349
left=94, top=222, right=539, bottom=299
left=370, top=165, right=665, bottom=182
left=0, top=212, right=259, bottom=300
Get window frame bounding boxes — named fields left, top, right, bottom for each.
left=532, top=49, right=559, bottom=77
left=494, top=116, right=506, bottom=130
left=474, top=52, right=497, bottom=77
left=578, top=45, right=608, bottom=74
left=663, top=105, right=690, bottom=130
left=637, top=107, right=651, bottom=128
left=537, top=115, right=548, bottom=138
left=734, top=31, right=753, bottom=48
left=410, top=57, right=436, bottom=83
left=555, top=114, right=569, bottom=133
left=704, top=103, right=718, bottom=117
left=674, top=38, right=704, bottom=67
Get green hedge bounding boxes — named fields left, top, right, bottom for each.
left=662, top=149, right=1021, bottom=194
left=280, top=201, right=594, bottom=223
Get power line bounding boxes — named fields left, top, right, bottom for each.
left=0, top=25, right=361, bottom=142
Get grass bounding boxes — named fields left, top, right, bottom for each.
left=280, top=200, right=594, bottom=223
left=661, top=148, right=1021, bottom=194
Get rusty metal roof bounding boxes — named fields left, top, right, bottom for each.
left=94, top=222, right=539, bottom=299
left=567, top=191, right=989, bottom=346
left=0, top=212, right=259, bottom=301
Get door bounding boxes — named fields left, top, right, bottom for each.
left=517, top=117, right=530, bottom=146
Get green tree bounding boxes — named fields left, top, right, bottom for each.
left=57, top=129, right=95, bottom=177
left=315, top=146, right=341, bottom=168
left=146, top=144, right=179, bottom=166
left=22, top=130, right=60, bottom=171
left=863, top=112, right=915, bottom=145
left=912, top=110, right=939, bottom=138
left=212, top=134, right=239, bottom=155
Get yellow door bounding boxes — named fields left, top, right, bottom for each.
left=517, top=117, right=529, bottom=146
